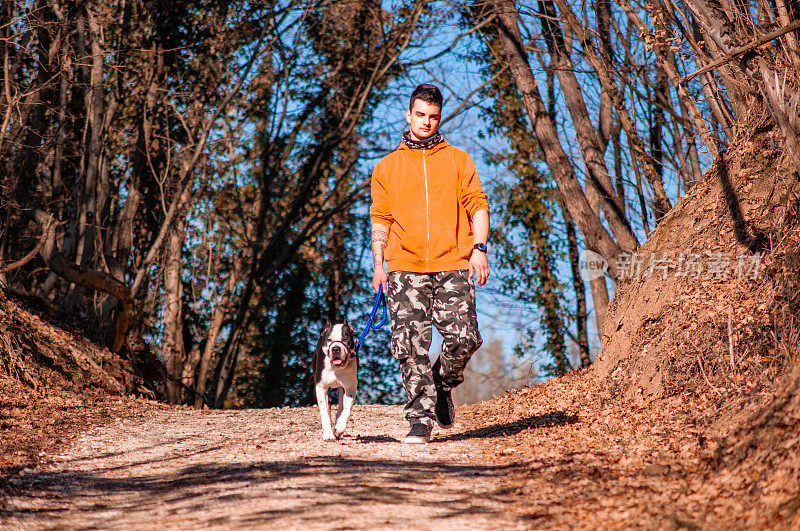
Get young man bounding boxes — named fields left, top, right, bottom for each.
left=370, top=84, right=490, bottom=443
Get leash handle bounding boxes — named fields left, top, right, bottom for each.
left=355, top=285, right=387, bottom=354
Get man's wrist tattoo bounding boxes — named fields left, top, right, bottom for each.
left=371, top=230, right=389, bottom=245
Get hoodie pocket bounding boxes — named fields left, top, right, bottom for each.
left=429, top=222, right=458, bottom=260
left=397, top=223, right=427, bottom=259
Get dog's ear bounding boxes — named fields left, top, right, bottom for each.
left=345, top=321, right=356, bottom=336
left=324, top=318, right=331, bottom=330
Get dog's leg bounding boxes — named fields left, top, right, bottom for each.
left=334, top=387, right=344, bottom=423
left=334, top=386, right=355, bottom=438
left=315, top=384, right=336, bottom=441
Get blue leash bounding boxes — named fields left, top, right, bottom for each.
left=355, top=285, right=387, bottom=354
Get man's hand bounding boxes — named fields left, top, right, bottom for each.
left=469, top=249, right=490, bottom=286
left=468, top=210, right=490, bottom=286
left=373, top=265, right=388, bottom=293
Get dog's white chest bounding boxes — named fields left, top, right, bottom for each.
left=320, top=360, right=356, bottom=389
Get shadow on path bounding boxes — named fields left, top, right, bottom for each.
left=1, top=455, right=528, bottom=527
left=355, top=434, right=400, bottom=444
left=437, top=411, right=579, bottom=442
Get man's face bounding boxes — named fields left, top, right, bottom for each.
left=406, top=99, right=441, bottom=141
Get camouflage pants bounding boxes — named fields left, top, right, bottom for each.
left=387, top=270, right=482, bottom=427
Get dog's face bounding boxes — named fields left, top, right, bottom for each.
left=321, top=322, right=356, bottom=367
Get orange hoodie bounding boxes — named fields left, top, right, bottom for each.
left=370, top=139, right=489, bottom=273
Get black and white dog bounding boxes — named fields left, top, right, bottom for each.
left=313, top=321, right=358, bottom=441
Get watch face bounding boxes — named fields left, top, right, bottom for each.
left=474, top=243, right=487, bottom=252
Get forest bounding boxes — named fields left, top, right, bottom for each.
left=2, top=0, right=799, bottom=411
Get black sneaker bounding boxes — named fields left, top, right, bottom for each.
left=404, top=423, right=432, bottom=444
left=432, top=359, right=455, bottom=429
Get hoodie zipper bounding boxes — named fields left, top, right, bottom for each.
left=423, top=148, right=430, bottom=270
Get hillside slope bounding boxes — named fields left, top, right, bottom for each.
left=0, top=294, right=158, bottom=471
left=592, top=120, right=800, bottom=526
left=596, top=122, right=798, bottom=401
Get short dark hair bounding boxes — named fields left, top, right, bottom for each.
left=409, top=84, right=443, bottom=111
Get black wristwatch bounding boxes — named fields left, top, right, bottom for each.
left=473, top=242, right=487, bottom=253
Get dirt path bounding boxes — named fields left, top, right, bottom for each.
left=2, top=373, right=781, bottom=529
left=1, top=404, right=540, bottom=529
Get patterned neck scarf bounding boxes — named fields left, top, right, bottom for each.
left=402, top=130, right=444, bottom=150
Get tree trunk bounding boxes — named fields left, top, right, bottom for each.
left=259, top=261, right=311, bottom=407
left=325, top=191, right=346, bottom=323
left=613, top=0, right=721, bottom=159
left=775, top=0, right=800, bottom=69
left=537, top=0, right=637, bottom=250
left=648, top=65, right=668, bottom=221
left=563, top=202, right=591, bottom=367
left=683, top=0, right=800, bottom=170
left=553, top=0, right=673, bottom=222
left=611, top=119, right=626, bottom=204
left=595, top=0, right=614, bottom=153
left=193, top=257, right=243, bottom=409
left=162, top=219, right=185, bottom=404
left=68, top=5, right=105, bottom=310
left=34, top=210, right=133, bottom=352
left=492, top=0, right=627, bottom=274
left=537, top=247, right=571, bottom=375
left=589, top=275, right=609, bottom=345
left=11, top=0, right=57, bottom=207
